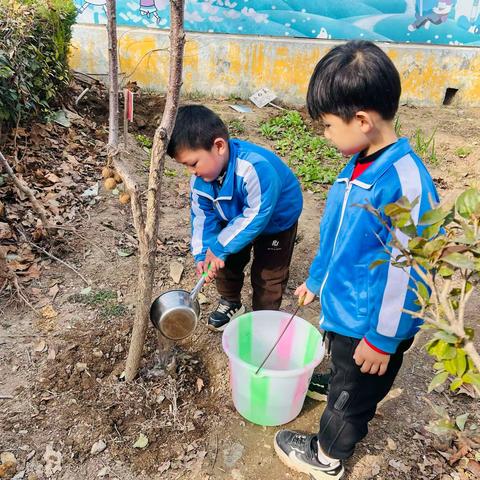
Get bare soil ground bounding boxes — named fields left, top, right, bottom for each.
left=1, top=92, right=479, bottom=480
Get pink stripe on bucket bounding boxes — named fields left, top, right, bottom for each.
left=275, top=314, right=296, bottom=370
left=290, top=370, right=311, bottom=419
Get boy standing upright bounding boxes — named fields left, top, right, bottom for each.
left=274, top=41, right=439, bottom=479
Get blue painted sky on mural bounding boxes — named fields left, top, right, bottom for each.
left=74, top=0, right=480, bottom=46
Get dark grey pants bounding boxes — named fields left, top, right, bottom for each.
left=318, top=332, right=414, bottom=459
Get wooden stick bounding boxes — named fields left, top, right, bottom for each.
left=19, top=233, right=89, bottom=285
left=0, top=150, right=51, bottom=230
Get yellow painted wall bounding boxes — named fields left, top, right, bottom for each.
left=70, top=25, right=480, bottom=106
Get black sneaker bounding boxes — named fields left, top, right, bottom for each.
left=307, top=372, right=331, bottom=402
left=208, top=298, right=245, bottom=331
left=274, top=430, right=344, bottom=480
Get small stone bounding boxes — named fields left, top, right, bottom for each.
left=92, top=349, right=103, bottom=358
left=223, top=442, right=244, bottom=468
left=75, top=362, right=87, bottom=373
left=387, top=438, right=397, bottom=450
left=90, top=440, right=107, bottom=455
left=113, top=344, right=123, bottom=353
left=97, top=466, right=109, bottom=477
left=0, top=452, right=17, bottom=478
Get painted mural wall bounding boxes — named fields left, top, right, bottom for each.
left=74, top=1, right=480, bottom=46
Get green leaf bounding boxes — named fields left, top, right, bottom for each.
left=426, top=419, right=455, bottom=436
left=117, top=249, right=134, bottom=257
left=442, top=253, right=476, bottom=270
left=416, top=281, right=430, bottom=303
left=454, top=350, right=467, bottom=377
left=419, top=207, right=450, bottom=226
left=456, top=188, right=480, bottom=219
left=421, top=221, right=443, bottom=239
left=133, top=433, right=149, bottom=449
left=433, top=331, right=458, bottom=344
left=462, top=372, right=480, bottom=387
left=450, top=378, right=463, bottom=392
left=433, top=361, right=445, bottom=371
left=455, top=413, right=469, bottom=431
left=464, top=327, right=475, bottom=340
left=438, top=265, right=454, bottom=278
left=436, top=341, right=457, bottom=360
left=399, top=223, right=418, bottom=238
left=428, top=371, right=449, bottom=392
left=384, top=201, right=410, bottom=217
left=444, top=359, right=457, bottom=375
left=369, top=259, right=388, bottom=270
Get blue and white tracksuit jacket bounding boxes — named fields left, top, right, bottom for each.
left=190, top=139, right=303, bottom=262
left=306, top=138, right=439, bottom=353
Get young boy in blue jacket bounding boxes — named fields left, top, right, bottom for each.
left=274, top=41, right=439, bottom=479
left=167, top=105, right=303, bottom=331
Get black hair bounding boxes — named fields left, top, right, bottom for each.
left=306, top=40, right=401, bottom=122
left=167, top=105, right=229, bottom=158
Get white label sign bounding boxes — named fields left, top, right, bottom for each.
left=249, top=87, right=277, bottom=108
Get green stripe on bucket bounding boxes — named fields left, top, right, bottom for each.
left=238, top=312, right=253, bottom=364
left=249, top=374, right=270, bottom=424
left=303, top=327, right=320, bottom=366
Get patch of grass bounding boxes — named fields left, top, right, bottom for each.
left=394, top=116, right=403, bottom=137
left=260, top=111, right=344, bottom=192
left=228, top=119, right=246, bottom=136
left=165, top=168, right=177, bottom=177
left=413, top=128, right=439, bottom=165
left=455, top=146, right=472, bottom=158
left=135, top=134, right=153, bottom=150
left=69, top=289, right=126, bottom=318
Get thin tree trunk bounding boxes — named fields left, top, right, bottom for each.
left=106, top=0, right=119, bottom=150
left=124, top=0, right=185, bottom=381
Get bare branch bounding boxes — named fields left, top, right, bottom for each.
left=0, top=150, right=51, bottom=230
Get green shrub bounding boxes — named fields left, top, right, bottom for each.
left=0, top=0, right=77, bottom=127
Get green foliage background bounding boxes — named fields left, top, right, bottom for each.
left=0, top=0, right=77, bottom=126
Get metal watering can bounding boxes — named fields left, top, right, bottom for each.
left=150, top=272, right=207, bottom=340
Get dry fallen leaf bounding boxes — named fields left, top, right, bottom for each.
left=48, top=284, right=59, bottom=300
left=41, top=305, right=58, bottom=319
left=169, top=261, right=184, bottom=284
left=33, top=339, right=47, bottom=353
left=133, top=433, right=148, bottom=449
left=196, top=378, right=204, bottom=393
left=47, top=346, right=56, bottom=360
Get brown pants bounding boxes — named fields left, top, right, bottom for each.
left=215, top=222, right=298, bottom=310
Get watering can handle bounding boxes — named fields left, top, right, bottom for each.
left=190, top=264, right=211, bottom=301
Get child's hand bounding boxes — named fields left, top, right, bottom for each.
left=201, top=249, right=225, bottom=283
left=353, top=339, right=390, bottom=375
left=294, top=283, right=316, bottom=305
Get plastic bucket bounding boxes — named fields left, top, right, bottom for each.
left=222, top=310, right=325, bottom=426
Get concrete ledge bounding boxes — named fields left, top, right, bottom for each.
left=70, top=24, right=480, bottom=106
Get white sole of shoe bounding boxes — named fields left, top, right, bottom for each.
left=207, top=305, right=246, bottom=332
left=273, top=432, right=344, bottom=480
left=306, top=391, right=328, bottom=402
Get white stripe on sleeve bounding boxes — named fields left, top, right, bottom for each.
left=217, top=159, right=261, bottom=247
left=191, top=191, right=206, bottom=256
left=377, top=154, right=422, bottom=337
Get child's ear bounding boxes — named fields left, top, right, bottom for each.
left=213, top=137, right=228, bottom=155
left=355, top=111, right=374, bottom=134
